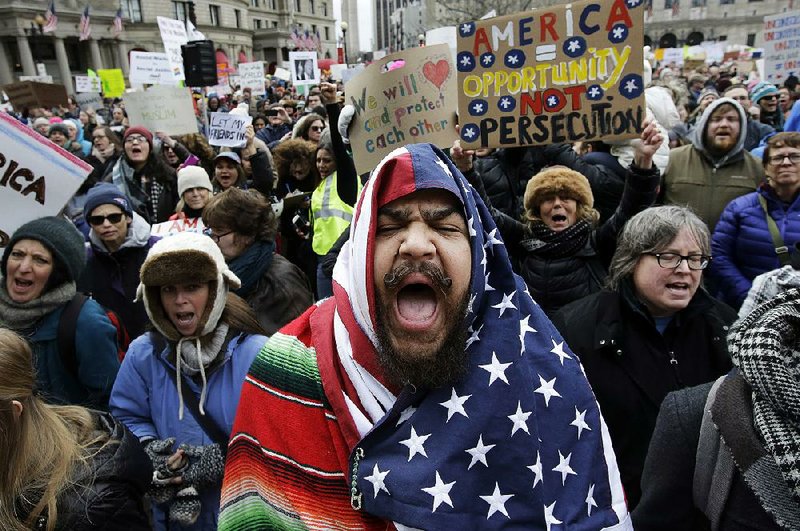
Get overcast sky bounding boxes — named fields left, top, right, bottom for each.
left=333, top=0, right=374, bottom=51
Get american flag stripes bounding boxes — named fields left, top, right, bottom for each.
left=43, top=0, right=58, bottom=33
left=112, top=7, right=123, bottom=37
left=79, top=5, right=91, bottom=41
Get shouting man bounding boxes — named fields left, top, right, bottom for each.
left=218, top=144, right=631, bottom=529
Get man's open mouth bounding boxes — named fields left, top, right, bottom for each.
left=396, top=283, right=438, bottom=325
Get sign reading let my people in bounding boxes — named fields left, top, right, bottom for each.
left=456, top=0, right=645, bottom=149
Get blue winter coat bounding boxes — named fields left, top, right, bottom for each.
left=29, top=299, right=120, bottom=409
left=109, top=330, right=267, bottom=531
left=710, top=186, right=800, bottom=308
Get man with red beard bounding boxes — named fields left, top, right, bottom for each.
left=218, top=143, right=632, bottom=530
left=662, top=98, right=764, bottom=231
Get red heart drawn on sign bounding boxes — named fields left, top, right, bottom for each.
left=422, top=60, right=450, bottom=89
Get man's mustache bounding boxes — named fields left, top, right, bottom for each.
left=383, top=261, right=453, bottom=294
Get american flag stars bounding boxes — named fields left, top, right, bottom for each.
left=400, top=427, right=431, bottom=461
left=479, top=352, right=512, bottom=386
left=422, top=472, right=456, bottom=511
left=480, top=483, right=514, bottom=519
left=534, top=374, right=561, bottom=406
left=508, top=401, right=532, bottom=436
left=439, top=388, right=472, bottom=422
left=365, top=464, right=391, bottom=498
left=465, top=434, right=496, bottom=470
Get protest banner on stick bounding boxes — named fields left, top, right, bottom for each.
left=0, top=112, right=91, bottom=246
left=238, top=61, right=266, bottom=95
left=129, top=52, right=177, bottom=85
left=207, top=112, right=253, bottom=147
left=124, top=86, right=198, bottom=135
left=347, top=44, right=458, bottom=174
left=289, top=51, right=320, bottom=86
left=456, top=0, right=645, bottom=149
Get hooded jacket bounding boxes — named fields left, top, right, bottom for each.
left=78, top=213, right=160, bottom=339
left=662, top=98, right=764, bottom=231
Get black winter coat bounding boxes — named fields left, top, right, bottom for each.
left=473, top=147, right=535, bottom=219
left=31, top=411, right=152, bottom=530
left=552, top=284, right=736, bottom=510
left=490, top=163, right=659, bottom=317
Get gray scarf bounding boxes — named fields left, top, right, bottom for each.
left=728, top=287, right=800, bottom=504
left=0, top=280, right=76, bottom=332
left=174, top=322, right=229, bottom=420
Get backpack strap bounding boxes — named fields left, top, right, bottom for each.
left=758, top=194, right=792, bottom=267
left=693, top=375, right=735, bottom=531
left=153, top=336, right=229, bottom=450
left=57, top=293, right=88, bottom=381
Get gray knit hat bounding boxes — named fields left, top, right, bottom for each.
left=2, top=216, right=86, bottom=282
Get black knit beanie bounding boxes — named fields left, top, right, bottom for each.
left=1, top=217, right=87, bottom=283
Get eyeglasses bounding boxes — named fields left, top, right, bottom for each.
left=644, top=252, right=711, bottom=270
left=208, top=229, right=234, bottom=243
left=767, top=153, right=800, bottom=165
left=310, top=126, right=324, bottom=132
left=124, top=134, right=147, bottom=144
left=88, top=213, right=125, bottom=226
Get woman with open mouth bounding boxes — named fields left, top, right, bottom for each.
left=110, top=231, right=268, bottom=530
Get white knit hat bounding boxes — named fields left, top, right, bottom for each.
left=177, top=166, right=214, bottom=197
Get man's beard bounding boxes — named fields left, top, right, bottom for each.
left=374, top=261, right=470, bottom=389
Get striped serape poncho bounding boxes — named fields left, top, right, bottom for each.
left=219, top=143, right=632, bottom=530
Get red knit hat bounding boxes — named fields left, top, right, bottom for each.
left=123, top=126, right=153, bottom=149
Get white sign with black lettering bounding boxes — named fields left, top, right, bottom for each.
left=157, top=16, right=188, bottom=81
left=75, top=75, right=102, bottom=93
left=207, top=112, right=252, bottom=147
left=238, top=62, right=265, bottom=95
left=129, top=52, right=177, bottom=85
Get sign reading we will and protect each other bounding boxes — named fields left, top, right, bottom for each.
left=124, top=86, right=198, bottom=136
left=347, top=44, right=458, bottom=174
left=456, top=0, right=645, bottom=149
left=0, top=112, right=91, bottom=247
left=207, top=112, right=252, bottom=147
left=763, top=10, right=800, bottom=84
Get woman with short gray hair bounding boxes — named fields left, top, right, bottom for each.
left=552, top=205, right=736, bottom=510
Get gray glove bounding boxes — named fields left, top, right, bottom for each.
left=144, top=438, right=182, bottom=503
left=180, top=443, right=225, bottom=487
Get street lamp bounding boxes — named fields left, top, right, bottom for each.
left=340, top=21, right=348, bottom=65
left=24, top=14, right=46, bottom=36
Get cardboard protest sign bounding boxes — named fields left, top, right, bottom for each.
left=456, top=0, right=645, bottom=150
left=347, top=43, right=458, bottom=174
left=75, top=75, right=102, bottom=93
left=764, top=10, right=800, bottom=83
left=1, top=81, right=68, bottom=111
left=157, top=16, right=188, bottom=81
left=151, top=217, right=206, bottom=237
left=124, top=86, right=198, bottom=136
left=0, top=112, right=91, bottom=247
left=684, top=59, right=706, bottom=70
left=98, top=69, right=126, bottom=98
left=661, top=47, right=684, bottom=66
left=238, top=61, right=265, bottom=95
left=207, top=112, right=253, bottom=147
left=129, top=52, right=177, bottom=85
left=74, top=92, right=103, bottom=111
left=289, top=51, right=320, bottom=85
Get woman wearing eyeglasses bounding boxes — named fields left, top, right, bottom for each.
left=78, top=183, right=159, bottom=339
left=104, top=126, right=178, bottom=224
left=710, top=132, right=800, bottom=310
left=552, top=205, right=736, bottom=510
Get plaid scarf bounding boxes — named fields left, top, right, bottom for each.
left=728, top=287, right=800, bottom=504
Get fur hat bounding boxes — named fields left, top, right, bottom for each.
left=136, top=232, right=240, bottom=341
left=177, top=166, right=213, bottom=197
left=523, top=167, right=595, bottom=220
left=2, top=216, right=86, bottom=283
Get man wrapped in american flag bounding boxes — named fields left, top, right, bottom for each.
left=219, top=143, right=632, bottom=530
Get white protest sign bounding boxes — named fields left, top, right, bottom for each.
left=425, top=26, right=458, bottom=64
left=124, top=86, right=198, bottom=135
left=75, top=75, right=102, bottom=93
left=129, top=52, right=177, bottom=85
left=0, top=112, right=91, bottom=246
left=289, top=51, right=319, bottom=86
left=273, top=67, right=291, bottom=81
left=207, top=111, right=252, bottom=147
left=74, top=92, right=103, bottom=110
left=157, top=16, right=188, bottom=81
left=151, top=217, right=207, bottom=237
left=238, top=61, right=265, bottom=95
left=329, top=64, right=346, bottom=81
left=341, top=64, right=365, bottom=85
left=764, top=10, right=800, bottom=83
left=662, top=47, right=685, bottom=66
left=19, top=75, right=53, bottom=83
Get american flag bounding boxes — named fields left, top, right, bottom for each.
left=313, top=30, right=321, bottom=51
left=79, top=5, right=91, bottom=41
left=112, top=7, right=124, bottom=37
left=331, top=144, right=632, bottom=528
left=43, top=0, right=58, bottom=33
left=302, top=29, right=314, bottom=50
left=672, top=0, right=680, bottom=16
left=290, top=27, right=304, bottom=49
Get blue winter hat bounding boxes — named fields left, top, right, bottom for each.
left=750, top=82, right=779, bottom=104
left=83, top=182, right=133, bottom=219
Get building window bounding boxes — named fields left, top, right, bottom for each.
left=310, top=0, right=315, bottom=13
left=664, top=0, right=674, bottom=8
left=272, top=20, right=278, bottom=28
left=747, top=32, right=756, bottom=45
left=322, top=2, right=327, bottom=16
left=235, top=9, right=241, bottom=28
left=268, top=0, right=276, bottom=8
left=209, top=5, right=220, bottom=26
left=324, top=26, right=329, bottom=40
left=255, top=19, right=262, bottom=29
left=691, top=0, right=706, bottom=6
left=295, top=0, right=301, bottom=12
left=312, top=24, right=317, bottom=35
left=720, top=0, right=734, bottom=4
left=123, top=0, right=142, bottom=22
left=251, top=0, right=259, bottom=6
left=173, top=1, right=189, bottom=22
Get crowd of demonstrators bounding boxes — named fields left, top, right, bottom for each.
left=6, top=56, right=800, bottom=529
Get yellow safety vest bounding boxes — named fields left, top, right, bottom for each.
left=310, top=171, right=359, bottom=255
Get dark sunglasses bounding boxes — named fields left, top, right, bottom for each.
left=88, top=213, right=124, bottom=225
left=760, top=95, right=777, bottom=101
left=310, top=125, right=324, bottom=132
